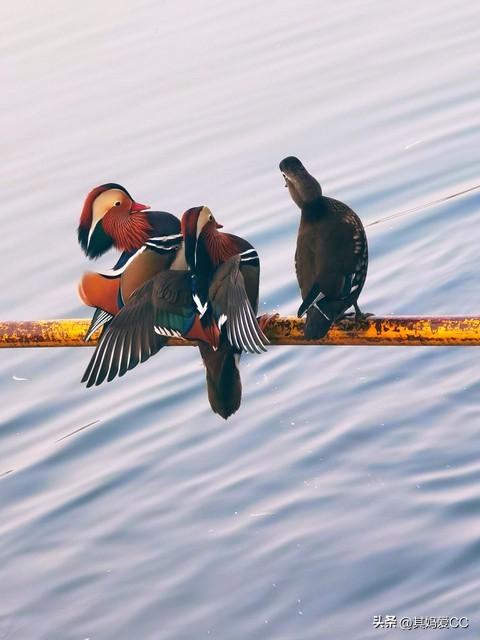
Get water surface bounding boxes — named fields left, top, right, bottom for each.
left=2, top=1, right=480, bottom=638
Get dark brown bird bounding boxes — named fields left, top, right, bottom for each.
left=81, top=206, right=268, bottom=419
left=279, top=156, right=369, bottom=339
left=77, top=183, right=182, bottom=339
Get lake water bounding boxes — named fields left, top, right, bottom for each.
left=2, top=1, right=480, bottom=638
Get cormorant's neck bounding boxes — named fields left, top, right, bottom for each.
left=288, top=171, right=322, bottom=209
left=301, top=197, right=326, bottom=222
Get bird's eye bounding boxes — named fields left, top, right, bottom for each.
left=208, top=214, right=213, bottom=221
left=114, top=201, right=121, bottom=207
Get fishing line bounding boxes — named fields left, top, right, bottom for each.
left=366, top=182, right=480, bottom=228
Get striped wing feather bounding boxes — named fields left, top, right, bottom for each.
left=209, top=256, right=268, bottom=354
left=82, top=271, right=194, bottom=387
left=84, top=307, right=114, bottom=341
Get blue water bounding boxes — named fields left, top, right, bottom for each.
left=2, top=1, right=480, bottom=638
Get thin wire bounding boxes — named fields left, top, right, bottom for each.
left=366, top=182, right=480, bottom=228
left=56, top=420, right=100, bottom=442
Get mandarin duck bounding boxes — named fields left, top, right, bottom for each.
left=81, top=206, right=268, bottom=419
left=77, top=183, right=182, bottom=339
left=279, top=156, right=369, bottom=339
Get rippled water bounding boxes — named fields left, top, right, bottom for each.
left=2, top=1, right=480, bottom=638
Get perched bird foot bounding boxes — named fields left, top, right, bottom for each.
left=337, top=308, right=374, bottom=323
left=336, top=311, right=355, bottom=321
left=353, top=302, right=374, bottom=322
left=257, top=313, right=280, bottom=332
left=356, top=311, right=375, bottom=321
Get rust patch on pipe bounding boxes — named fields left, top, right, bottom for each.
left=0, top=316, right=480, bottom=348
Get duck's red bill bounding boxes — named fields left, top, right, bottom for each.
left=131, top=201, right=150, bottom=212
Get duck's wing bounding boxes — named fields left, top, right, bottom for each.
left=81, top=270, right=194, bottom=387
left=209, top=255, right=268, bottom=355
left=84, top=308, right=114, bottom=341
left=296, top=256, right=359, bottom=319
left=144, top=211, right=183, bottom=254
left=80, top=249, right=139, bottom=341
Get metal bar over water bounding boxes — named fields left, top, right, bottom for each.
left=1, top=317, right=480, bottom=348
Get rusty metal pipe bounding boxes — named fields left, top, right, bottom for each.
left=0, top=317, right=480, bottom=348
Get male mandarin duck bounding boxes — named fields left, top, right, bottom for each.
left=77, top=183, right=182, bottom=339
left=82, top=206, right=268, bottom=419
left=279, top=156, right=369, bottom=339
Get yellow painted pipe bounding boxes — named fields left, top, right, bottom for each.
left=0, top=316, right=480, bottom=347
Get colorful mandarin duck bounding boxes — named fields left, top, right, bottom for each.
left=279, top=156, right=369, bottom=339
left=81, top=206, right=268, bottom=419
left=77, top=183, right=182, bottom=339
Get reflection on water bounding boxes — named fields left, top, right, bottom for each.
left=1, top=0, right=480, bottom=638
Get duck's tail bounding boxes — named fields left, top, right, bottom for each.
left=198, top=342, right=242, bottom=419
